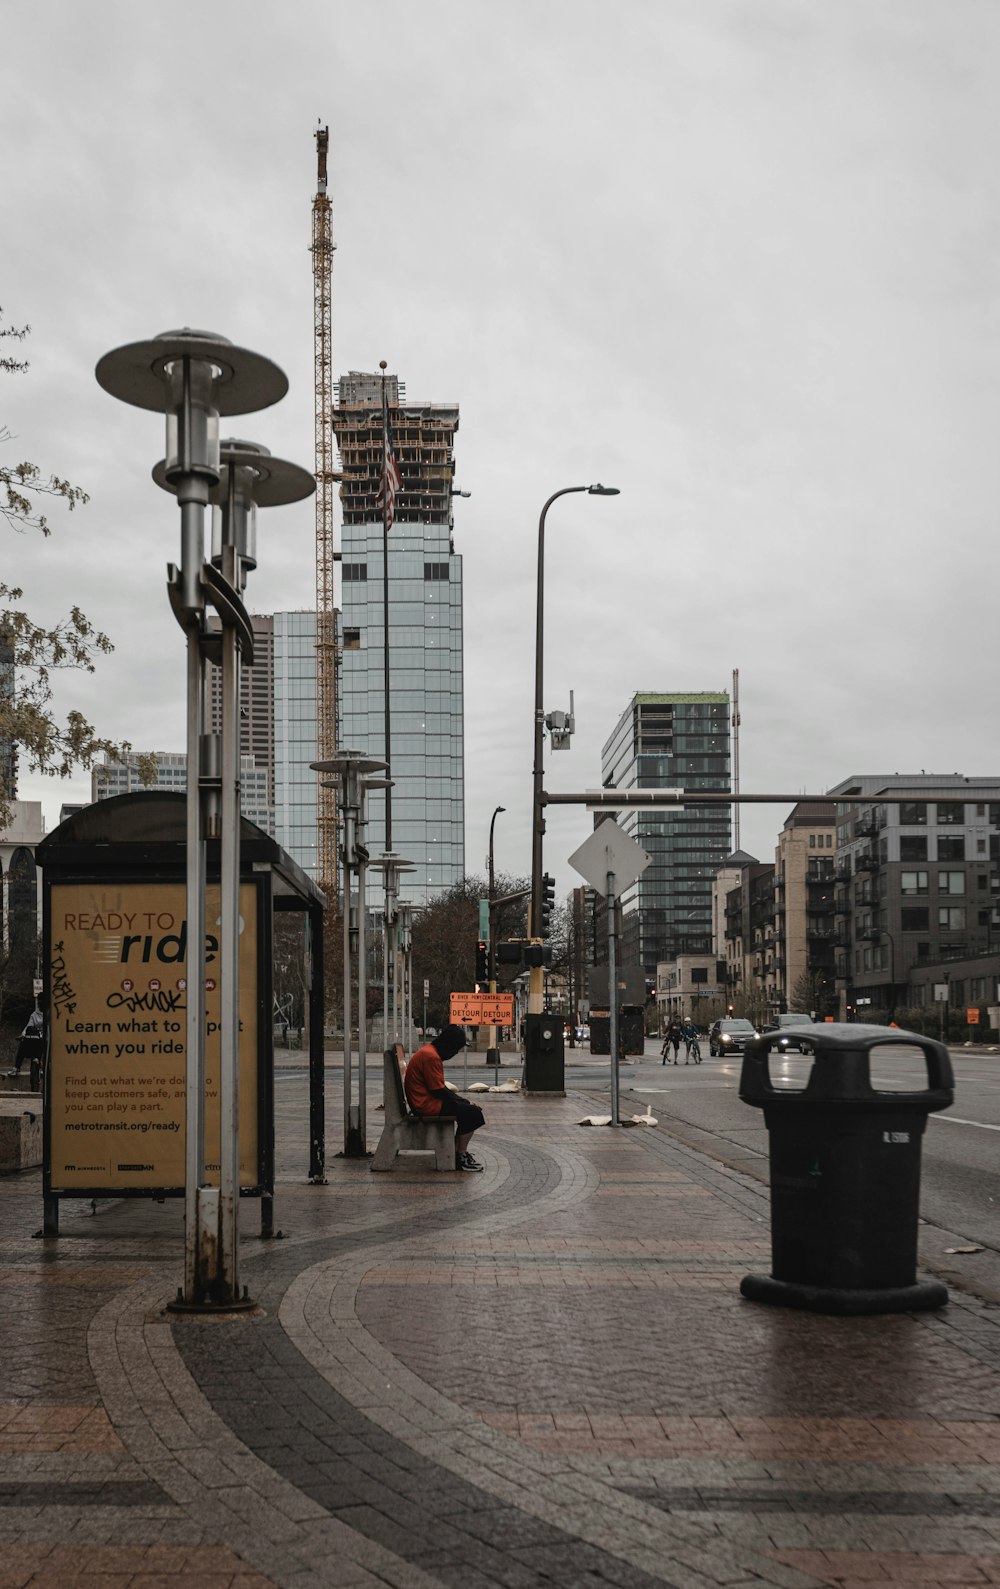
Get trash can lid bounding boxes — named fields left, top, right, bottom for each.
left=739, top=1023, right=954, bottom=1110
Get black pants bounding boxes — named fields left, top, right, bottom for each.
left=435, top=1097, right=485, bottom=1136
left=14, top=1034, right=43, bottom=1074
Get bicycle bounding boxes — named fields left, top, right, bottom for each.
left=687, top=1036, right=702, bottom=1064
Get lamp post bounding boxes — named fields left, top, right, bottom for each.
left=530, top=484, right=619, bottom=1014
left=154, top=436, right=314, bottom=1259
left=487, top=804, right=505, bottom=1060
left=397, top=900, right=414, bottom=1051
left=96, top=330, right=293, bottom=1311
left=371, top=852, right=416, bottom=1046
left=312, top=752, right=387, bottom=1156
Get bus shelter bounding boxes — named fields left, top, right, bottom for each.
left=36, top=793, right=326, bottom=1237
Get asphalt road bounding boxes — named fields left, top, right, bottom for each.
left=564, top=1037, right=1000, bottom=1305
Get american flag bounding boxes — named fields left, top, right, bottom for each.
left=376, top=412, right=403, bottom=530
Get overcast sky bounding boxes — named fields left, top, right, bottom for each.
left=4, top=0, right=998, bottom=902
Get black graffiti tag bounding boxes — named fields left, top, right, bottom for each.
left=106, top=988, right=186, bottom=1015
left=50, top=943, right=77, bottom=1018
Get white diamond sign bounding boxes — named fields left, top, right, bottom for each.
left=568, top=822, right=650, bottom=896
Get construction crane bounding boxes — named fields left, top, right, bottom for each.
left=312, top=124, right=338, bottom=898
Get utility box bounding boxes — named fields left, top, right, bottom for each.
left=739, top=1023, right=953, bottom=1315
left=524, top=1013, right=565, bottom=1094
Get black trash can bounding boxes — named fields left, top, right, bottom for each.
left=523, top=1013, right=565, bottom=1094
left=739, top=1023, right=953, bottom=1315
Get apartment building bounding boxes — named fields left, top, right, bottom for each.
left=601, top=692, right=731, bottom=975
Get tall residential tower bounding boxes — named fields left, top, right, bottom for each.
left=331, top=372, right=464, bottom=904
left=602, top=692, right=732, bottom=975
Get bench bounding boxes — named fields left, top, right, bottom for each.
left=370, top=1048, right=457, bottom=1172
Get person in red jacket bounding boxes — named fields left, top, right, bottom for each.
left=403, top=1024, right=486, bottom=1172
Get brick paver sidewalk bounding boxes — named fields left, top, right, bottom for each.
left=2, top=1071, right=1000, bottom=1587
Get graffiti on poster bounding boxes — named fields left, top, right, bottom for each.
left=48, top=882, right=258, bottom=1191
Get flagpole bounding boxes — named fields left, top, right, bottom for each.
left=380, top=360, right=392, bottom=850
left=379, top=360, right=393, bottom=1047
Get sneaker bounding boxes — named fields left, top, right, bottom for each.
left=458, top=1152, right=484, bottom=1173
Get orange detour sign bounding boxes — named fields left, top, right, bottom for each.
left=449, top=991, right=515, bottom=1026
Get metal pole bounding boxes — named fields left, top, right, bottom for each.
left=531, top=487, right=608, bottom=1013
left=178, top=474, right=209, bottom=1306
left=308, top=906, right=325, bottom=1182
left=543, top=790, right=953, bottom=808
left=342, top=805, right=353, bottom=1148
left=607, top=868, right=620, bottom=1126
left=357, top=844, right=368, bottom=1151
left=183, top=612, right=206, bottom=1301
left=217, top=526, right=241, bottom=1303
left=732, top=667, right=741, bottom=854
left=393, top=917, right=401, bottom=1040
left=382, top=908, right=390, bottom=1051
left=531, top=490, right=578, bottom=1012
left=488, top=804, right=503, bottom=1053
left=381, top=372, right=393, bottom=854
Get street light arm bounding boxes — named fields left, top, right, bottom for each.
left=533, top=490, right=589, bottom=939
left=530, top=483, right=619, bottom=956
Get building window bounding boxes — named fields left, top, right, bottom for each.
left=343, top=628, right=361, bottom=650
left=342, top=563, right=368, bottom=581
left=900, top=836, right=928, bottom=862
left=938, top=871, right=965, bottom=896
left=901, top=907, right=929, bottom=931
left=938, top=906, right=966, bottom=930
left=424, top=563, right=450, bottom=580
left=937, top=802, right=965, bottom=825
left=901, top=870, right=929, bottom=896
left=937, top=835, right=965, bottom=861
left=899, top=802, right=927, bottom=825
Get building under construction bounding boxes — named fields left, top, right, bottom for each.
left=332, top=372, right=465, bottom=905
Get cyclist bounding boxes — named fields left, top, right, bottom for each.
left=680, top=1016, right=700, bottom=1064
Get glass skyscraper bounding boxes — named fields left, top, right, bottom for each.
left=332, top=373, right=465, bottom=905
left=601, top=692, right=732, bottom=974
left=272, top=610, right=320, bottom=881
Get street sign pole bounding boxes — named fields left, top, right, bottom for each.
left=568, top=822, right=650, bottom=1128
left=607, top=868, right=620, bottom=1126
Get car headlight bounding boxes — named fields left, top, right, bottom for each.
left=721, top=1033, right=732, bottom=1044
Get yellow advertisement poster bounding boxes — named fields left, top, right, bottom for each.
left=49, top=881, right=259, bottom=1191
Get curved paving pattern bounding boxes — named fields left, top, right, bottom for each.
left=3, top=1073, right=1000, bottom=1585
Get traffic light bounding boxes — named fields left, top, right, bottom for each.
left=727, top=1003, right=734, bottom=1016
left=475, top=940, right=488, bottom=988
left=540, top=873, right=555, bottom=938
left=525, top=943, right=553, bottom=968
